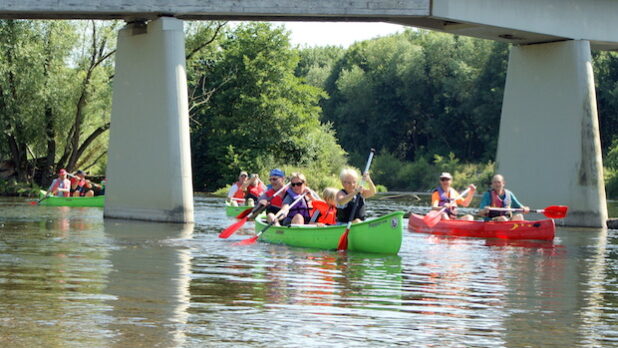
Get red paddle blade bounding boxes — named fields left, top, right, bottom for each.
left=232, top=235, right=259, bottom=246
left=29, top=201, right=38, bottom=205
left=542, top=205, right=568, bottom=219
left=235, top=207, right=253, bottom=219
left=337, top=230, right=349, bottom=251
left=423, top=210, right=443, bottom=228
left=219, top=217, right=248, bottom=239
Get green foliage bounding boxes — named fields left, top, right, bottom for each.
left=371, top=150, right=494, bottom=192
left=0, top=20, right=114, bottom=184
left=319, top=30, right=507, bottom=167
left=605, top=168, right=618, bottom=199
left=606, top=138, right=618, bottom=170
left=190, top=22, right=347, bottom=191
left=0, top=179, right=39, bottom=196
left=295, top=46, right=345, bottom=89
left=605, top=138, right=618, bottom=199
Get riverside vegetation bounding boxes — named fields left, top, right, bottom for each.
left=1, top=21, right=618, bottom=197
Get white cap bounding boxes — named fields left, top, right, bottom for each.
left=439, top=172, right=452, bottom=179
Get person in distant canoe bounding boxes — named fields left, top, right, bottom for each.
left=258, top=168, right=287, bottom=224
left=479, top=174, right=529, bottom=221
left=70, top=170, right=95, bottom=197
left=48, top=169, right=71, bottom=197
left=336, top=168, right=376, bottom=223
left=227, top=171, right=248, bottom=206
left=278, top=172, right=319, bottom=226
left=431, top=172, right=476, bottom=221
left=243, top=173, right=266, bottom=206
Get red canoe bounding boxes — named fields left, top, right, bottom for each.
left=408, top=213, right=555, bottom=240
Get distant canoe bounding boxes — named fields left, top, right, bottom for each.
left=38, top=190, right=104, bottom=208
left=225, top=202, right=253, bottom=217
left=254, top=211, right=404, bottom=254
left=408, top=213, right=555, bottom=240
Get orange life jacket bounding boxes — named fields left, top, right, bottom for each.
left=232, top=182, right=245, bottom=199
left=311, top=200, right=337, bottom=225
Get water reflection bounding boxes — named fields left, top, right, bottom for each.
left=0, top=197, right=617, bottom=346
left=0, top=205, right=108, bottom=347
left=103, top=219, right=193, bottom=347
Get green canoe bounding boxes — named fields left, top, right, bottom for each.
left=253, top=211, right=404, bottom=254
left=225, top=202, right=254, bottom=217
left=38, top=190, right=105, bottom=207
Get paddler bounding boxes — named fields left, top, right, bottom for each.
left=430, top=172, right=476, bottom=220
left=479, top=174, right=529, bottom=221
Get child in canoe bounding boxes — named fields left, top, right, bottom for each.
left=310, top=187, right=339, bottom=226
left=336, top=168, right=376, bottom=223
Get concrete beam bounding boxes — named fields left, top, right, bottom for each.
left=2, top=0, right=618, bottom=49
left=429, top=0, right=618, bottom=50
left=0, top=0, right=429, bottom=20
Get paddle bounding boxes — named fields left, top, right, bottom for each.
left=219, top=184, right=290, bottom=239
left=30, top=190, right=51, bottom=205
left=233, top=192, right=308, bottom=246
left=235, top=183, right=290, bottom=219
left=337, top=149, right=376, bottom=251
left=423, top=187, right=472, bottom=228
left=487, top=205, right=568, bottom=219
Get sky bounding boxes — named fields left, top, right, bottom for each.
left=275, top=21, right=406, bottom=48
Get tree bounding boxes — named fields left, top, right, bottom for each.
left=0, top=20, right=116, bottom=187
left=190, top=22, right=346, bottom=190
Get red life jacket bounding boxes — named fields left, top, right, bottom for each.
left=265, top=187, right=285, bottom=208
left=490, top=189, right=512, bottom=208
left=247, top=182, right=266, bottom=198
left=311, top=200, right=337, bottom=225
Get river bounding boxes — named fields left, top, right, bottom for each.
left=0, top=194, right=616, bottom=347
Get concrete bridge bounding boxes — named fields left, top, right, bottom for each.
left=3, top=0, right=616, bottom=227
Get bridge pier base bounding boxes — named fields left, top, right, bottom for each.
left=497, top=40, right=607, bottom=227
left=105, top=17, right=194, bottom=223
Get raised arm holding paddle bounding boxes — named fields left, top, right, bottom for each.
left=424, top=172, right=476, bottom=226
left=337, top=149, right=376, bottom=251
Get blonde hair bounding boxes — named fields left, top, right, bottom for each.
left=322, top=187, right=338, bottom=203
left=289, top=172, right=307, bottom=184
left=339, top=168, right=359, bottom=182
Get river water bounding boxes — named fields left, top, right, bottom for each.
left=0, top=195, right=617, bottom=347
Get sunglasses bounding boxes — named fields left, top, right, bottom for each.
left=290, top=182, right=304, bottom=187
left=269, top=177, right=280, bottom=181
left=440, top=178, right=451, bottom=181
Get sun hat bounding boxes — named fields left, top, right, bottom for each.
left=439, top=172, right=452, bottom=179
left=269, top=168, right=285, bottom=178
left=239, top=171, right=248, bottom=177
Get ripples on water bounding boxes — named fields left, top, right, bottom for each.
left=0, top=196, right=616, bottom=347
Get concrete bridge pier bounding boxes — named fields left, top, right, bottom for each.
left=105, top=17, right=194, bottom=223
left=497, top=40, right=607, bottom=227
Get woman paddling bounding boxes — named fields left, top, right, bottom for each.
left=277, top=172, right=319, bottom=226
left=430, top=172, right=476, bottom=221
